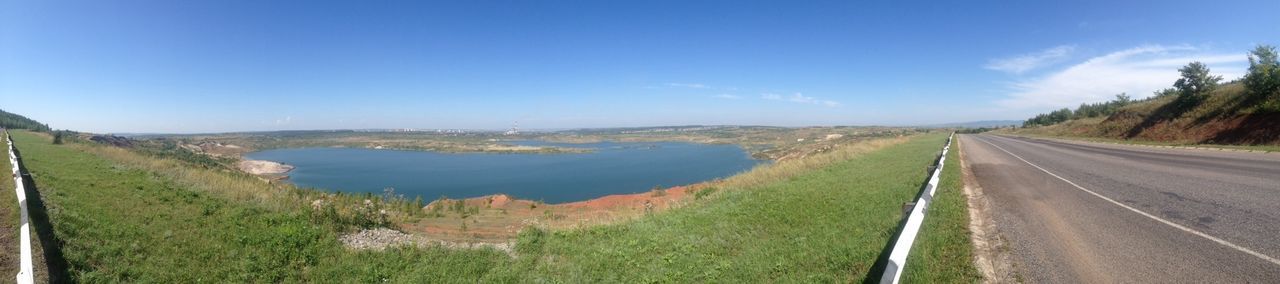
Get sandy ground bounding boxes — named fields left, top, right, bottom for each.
left=237, top=160, right=294, bottom=175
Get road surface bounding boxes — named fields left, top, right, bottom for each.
left=961, top=134, right=1280, bottom=283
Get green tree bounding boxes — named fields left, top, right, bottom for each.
left=1114, top=93, right=1131, bottom=105
left=1173, top=61, right=1222, bottom=106
left=53, top=131, right=64, bottom=144
left=1244, top=45, right=1280, bottom=108
left=0, top=109, right=51, bottom=131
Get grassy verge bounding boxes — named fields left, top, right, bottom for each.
left=14, top=130, right=972, bottom=281
left=0, top=131, right=18, bottom=278
left=903, top=137, right=981, bottom=283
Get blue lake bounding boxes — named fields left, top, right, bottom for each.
left=244, top=141, right=762, bottom=203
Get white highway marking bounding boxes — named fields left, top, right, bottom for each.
left=974, top=135, right=1280, bottom=267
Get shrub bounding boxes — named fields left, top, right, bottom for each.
left=694, top=187, right=718, bottom=200
left=515, top=227, right=546, bottom=255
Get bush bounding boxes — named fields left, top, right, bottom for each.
left=694, top=187, right=718, bottom=200
left=515, top=227, right=546, bottom=255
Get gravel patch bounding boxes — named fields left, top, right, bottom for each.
left=339, top=228, right=514, bottom=255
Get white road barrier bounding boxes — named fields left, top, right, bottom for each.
left=879, top=133, right=953, bottom=284
left=7, top=131, right=35, bottom=284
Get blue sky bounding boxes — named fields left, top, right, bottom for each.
left=2, top=0, right=1277, bottom=133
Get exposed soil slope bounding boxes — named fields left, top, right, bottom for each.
left=1017, top=83, right=1280, bottom=146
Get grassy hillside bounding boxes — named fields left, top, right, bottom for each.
left=1016, top=83, right=1280, bottom=146
left=12, top=130, right=975, bottom=282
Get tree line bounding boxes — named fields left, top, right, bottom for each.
left=1023, top=93, right=1135, bottom=127
left=1024, top=44, right=1280, bottom=127
left=0, top=109, right=51, bottom=131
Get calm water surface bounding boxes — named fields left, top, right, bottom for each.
left=244, top=141, right=761, bottom=203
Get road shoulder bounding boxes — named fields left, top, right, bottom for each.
left=958, top=135, right=1018, bottom=283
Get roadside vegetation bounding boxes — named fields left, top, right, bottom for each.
left=0, top=131, right=20, bottom=279
left=1015, top=44, right=1280, bottom=147
left=10, top=127, right=975, bottom=281
left=903, top=137, right=981, bottom=283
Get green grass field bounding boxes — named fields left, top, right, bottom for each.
left=11, top=130, right=976, bottom=282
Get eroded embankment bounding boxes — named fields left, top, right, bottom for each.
left=237, top=159, right=294, bottom=176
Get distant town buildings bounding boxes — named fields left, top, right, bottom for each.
left=504, top=121, right=519, bottom=135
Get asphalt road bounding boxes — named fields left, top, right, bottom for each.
left=961, top=134, right=1280, bottom=283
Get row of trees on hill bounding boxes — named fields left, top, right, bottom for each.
left=1023, top=93, right=1135, bottom=127
left=0, top=109, right=51, bottom=131
left=1024, top=44, right=1280, bottom=127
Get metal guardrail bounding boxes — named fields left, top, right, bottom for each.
left=879, top=132, right=953, bottom=284
left=6, top=130, right=35, bottom=284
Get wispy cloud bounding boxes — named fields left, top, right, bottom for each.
left=762, top=92, right=841, bottom=107
left=985, top=45, right=1076, bottom=74
left=996, top=44, right=1247, bottom=110
left=665, top=82, right=711, bottom=89
left=713, top=94, right=741, bottom=99
left=275, top=116, right=293, bottom=125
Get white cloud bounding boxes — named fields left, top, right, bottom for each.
left=762, top=92, right=841, bottom=107
left=996, top=44, right=1247, bottom=110
left=714, top=94, right=741, bottom=99
left=787, top=93, right=817, bottom=104
left=275, top=116, right=292, bottom=125
left=665, top=82, right=711, bottom=89
left=985, top=45, right=1076, bottom=74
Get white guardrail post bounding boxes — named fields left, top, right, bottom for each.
left=7, top=130, right=35, bottom=284
left=879, top=132, right=953, bottom=284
